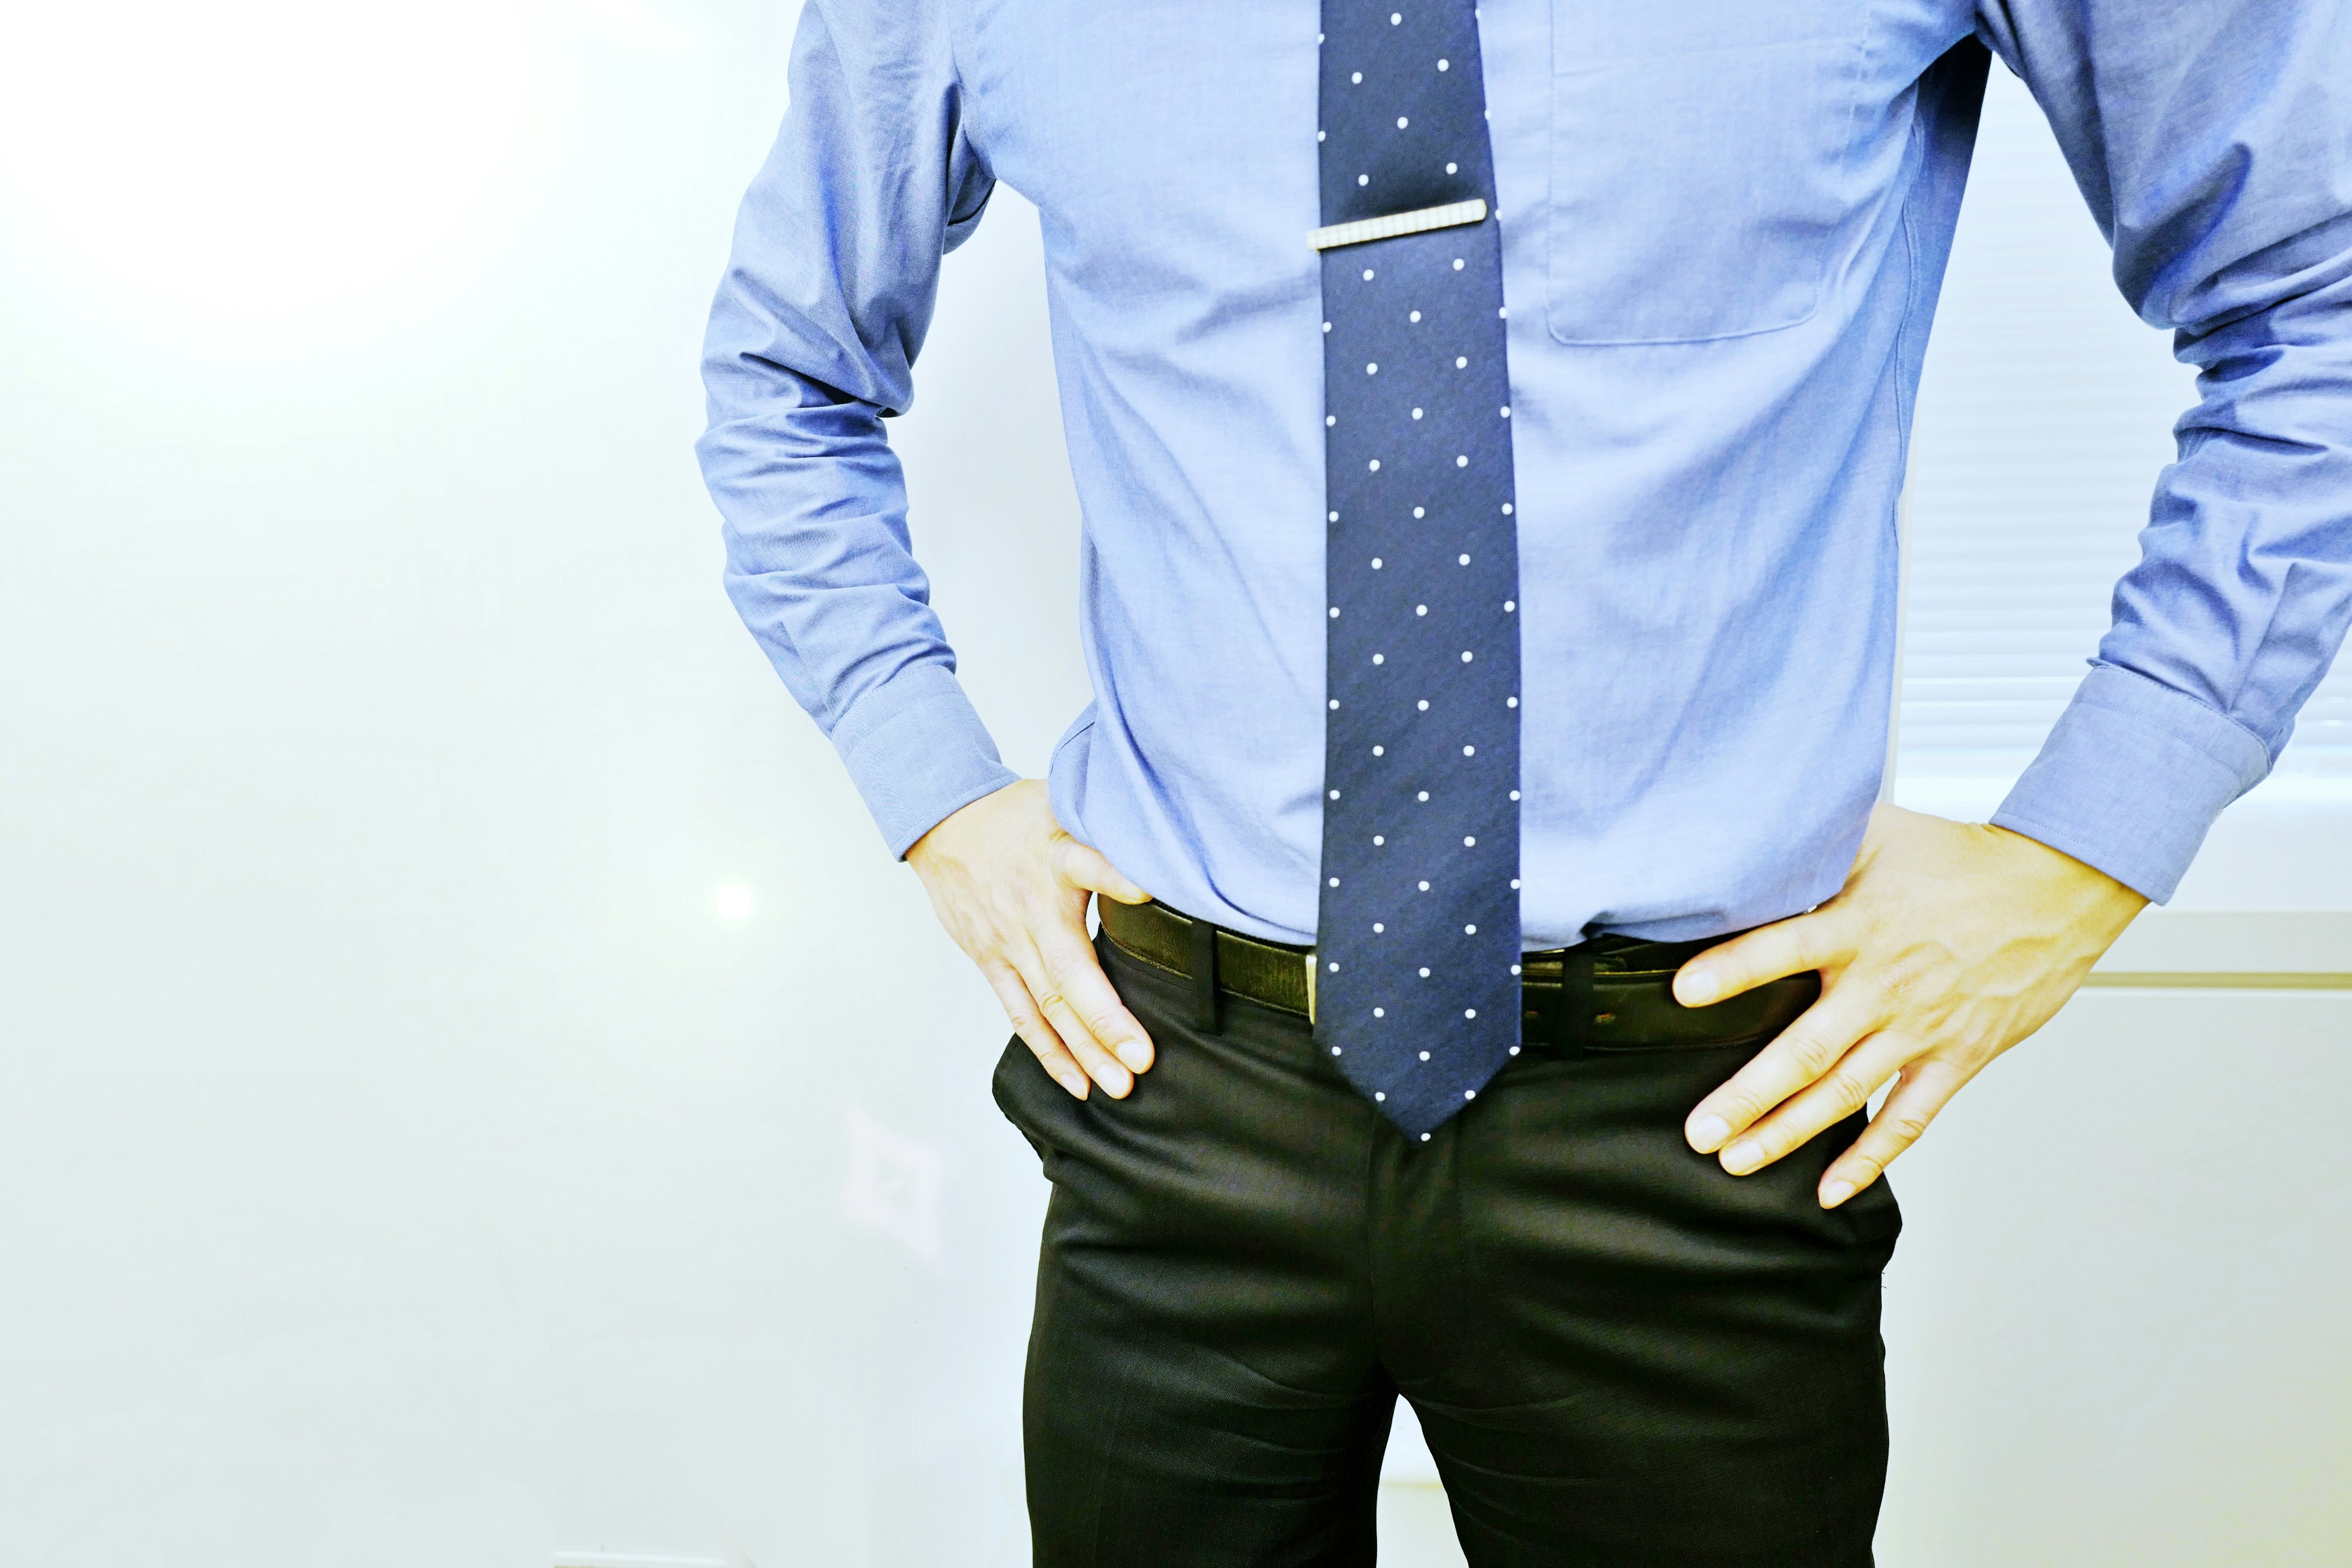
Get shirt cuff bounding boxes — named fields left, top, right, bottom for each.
left=827, top=662, right=1021, bottom=859
left=1989, top=663, right=2272, bottom=903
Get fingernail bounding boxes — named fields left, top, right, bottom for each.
left=1063, top=1076, right=1088, bottom=1099
left=1115, top=1044, right=1152, bottom=1073
left=1722, top=1139, right=1764, bottom=1174
left=1679, top=968, right=1720, bottom=1007
left=1688, top=1114, right=1729, bottom=1152
left=1820, top=1178, right=1856, bottom=1208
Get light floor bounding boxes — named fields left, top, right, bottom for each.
left=1376, top=1483, right=1470, bottom=1566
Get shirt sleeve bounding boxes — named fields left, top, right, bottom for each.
left=1972, top=1, right=2352, bottom=901
left=696, top=0, right=1016, bottom=858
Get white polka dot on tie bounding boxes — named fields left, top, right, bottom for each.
left=1351, top=70, right=1363, bottom=83
left=1446, top=161, right=1458, bottom=174
left=1420, top=1133, right=1432, bottom=1142
left=1455, top=356, right=1468, bottom=368
left=1464, top=924, right=1477, bottom=935
left=1438, top=58, right=1449, bottom=70
left=1458, top=553, right=1470, bottom=565
left=1373, top=653, right=1385, bottom=665
left=1326, top=414, right=1336, bottom=426
left=1324, top=322, right=1332, bottom=333
left=1419, top=970, right=1430, bottom=980
left=1502, top=502, right=1514, bottom=514
left=1509, top=878, right=1521, bottom=889
left=1416, top=604, right=1428, bottom=616
left=1330, top=605, right=1341, bottom=617
left=1455, top=454, right=1469, bottom=467
left=1368, top=459, right=1380, bottom=472
left=1371, top=557, right=1383, bottom=568
left=1390, top=10, right=1401, bottom=22
left=1419, top=880, right=1430, bottom=891
left=1373, top=835, right=1385, bottom=846
left=1461, top=651, right=1474, bottom=663
left=1329, top=959, right=1340, bottom=970
left=1396, top=115, right=1409, bottom=127
left=1412, top=506, right=1425, bottom=518
left=1357, top=173, right=1370, bottom=186
left=1416, top=699, right=1429, bottom=710
left=1371, top=745, right=1384, bottom=756
left=1419, top=1049, right=1432, bottom=1060
left=1464, top=835, right=1476, bottom=846
left=1365, top=358, right=1378, bottom=371
left=1452, top=258, right=1465, bottom=271
left=1417, top=790, right=1430, bottom=801
left=1373, top=921, right=1384, bottom=932
left=1329, top=877, right=1340, bottom=888
left=1504, top=600, right=1515, bottom=612
left=1329, top=698, right=1340, bottom=709
left=1329, top=509, right=1340, bottom=521
left=1376, top=1088, right=1387, bottom=1098
left=1500, top=405, right=1512, bottom=418
left=1408, top=309, right=1421, bottom=322
left=1411, top=408, right=1424, bottom=421
left=1510, top=963, right=1522, bottom=975
left=1499, top=306, right=1509, bottom=318
left=1374, top=1009, right=1385, bottom=1021
left=1463, top=1009, right=1477, bottom=1023
left=1463, top=1087, right=1476, bottom=1098
left=1509, top=1045, right=1521, bottom=1055
left=1330, top=789, right=1340, bottom=799
left=1463, top=744, right=1475, bottom=755
left=1509, top=789, right=1521, bottom=800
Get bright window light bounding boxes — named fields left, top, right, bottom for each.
left=0, top=1, right=558, bottom=331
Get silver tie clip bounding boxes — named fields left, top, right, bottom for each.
left=1307, top=197, right=1488, bottom=252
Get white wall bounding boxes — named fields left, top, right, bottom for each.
left=0, top=9, right=2344, bottom=1566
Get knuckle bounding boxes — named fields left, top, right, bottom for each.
left=1873, top=954, right=1937, bottom=1010
left=1883, top=1110, right=1934, bottom=1146
left=1717, top=1089, right=1768, bottom=1128
left=1784, top=1031, right=1843, bottom=1076
left=1820, top=1067, right=1875, bottom=1110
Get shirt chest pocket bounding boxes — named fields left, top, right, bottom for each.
left=1545, top=2, right=1870, bottom=345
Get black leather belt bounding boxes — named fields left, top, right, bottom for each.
left=1097, top=897, right=1817, bottom=1052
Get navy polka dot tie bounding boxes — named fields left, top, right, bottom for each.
left=1313, top=0, right=1521, bottom=1140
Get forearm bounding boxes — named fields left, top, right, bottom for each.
left=703, top=374, right=1016, bottom=856
left=1978, top=0, right=2352, bottom=898
left=695, top=0, right=1012, bottom=856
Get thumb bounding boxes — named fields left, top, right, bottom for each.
left=1050, top=831, right=1152, bottom=905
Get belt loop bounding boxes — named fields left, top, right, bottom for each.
left=1557, top=944, right=1596, bottom=1054
left=1189, top=914, right=1222, bottom=1034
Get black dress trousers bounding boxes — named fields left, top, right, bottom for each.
left=993, top=930, right=1902, bottom=1567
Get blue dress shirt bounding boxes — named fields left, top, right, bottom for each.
left=698, top=0, right=2352, bottom=949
